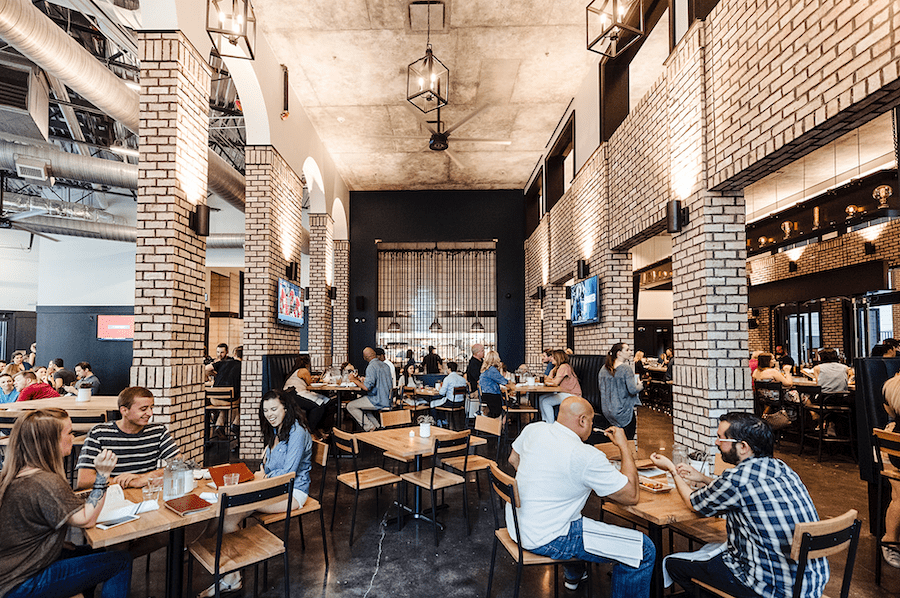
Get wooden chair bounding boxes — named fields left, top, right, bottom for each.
left=256, top=440, right=330, bottom=569
left=434, top=386, right=467, bottom=430
left=400, top=429, right=471, bottom=546
left=380, top=409, right=416, bottom=471
left=486, top=462, right=591, bottom=598
left=443, top=415, right=501, bottom=496
left=692, top=509, right=860, bottom=598
left=799, top=389, right=854, bottom=462
left=187, top=473, right=296, bottom=598
left=502, top=388, right=538, bottom=437
left=873, top=428, right=900, bottom=585
left=330, top=427, right=402, bottom=546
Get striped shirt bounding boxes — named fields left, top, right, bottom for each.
left=690, top=456, right=828, bottom=598
left=75, top=422, right=179, bottom=476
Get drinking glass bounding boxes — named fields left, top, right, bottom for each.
left=223, top=473, right=241, bottom=486
left=142, top=485, right=158, bottom=503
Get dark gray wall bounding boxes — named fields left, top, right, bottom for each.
left=36, top=305, right=133, bottom=396
left=348, top=190, right=525, bottom=367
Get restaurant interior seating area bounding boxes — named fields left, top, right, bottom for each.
left=2, top=0, right=900, bottom=597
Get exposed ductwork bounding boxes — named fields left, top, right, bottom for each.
left=0, top=0, right=246, bottom=210
left=1, top=191, right=127, bottom=224
left=0, top=139, right=137, bottom=189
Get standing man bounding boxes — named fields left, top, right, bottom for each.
left=509, top=396, right=655, bottom=594
left=775, top=345, right=795, bottom=374
left=650, top=412, right=827, bottom=598
left=14, top=371, right=60, bottom=401
left=466, top=343, right=485, bottom=417
left=422, top=345, right=443, bottom=374
left=77, top=386, right=180, bottom=489
left=0, top=373, right=18, bottom=403
left=205, top=343, right=234, bottom=382
left=348, top=347, right=393, bottom=431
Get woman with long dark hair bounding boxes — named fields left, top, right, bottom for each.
left=538, top=350, right=583, bottom=423
left=284, top=354, right=336, bottom=439
left=200, top=389, right=313, bottom=597
left=0, top=409, right=131, bottom=598
left=598, top=342, right=642, bottom=439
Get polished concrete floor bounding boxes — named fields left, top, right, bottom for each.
left=132, top=408, right=900, bottom=598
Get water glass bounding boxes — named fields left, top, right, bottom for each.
left=142, top=485, right=159, bottom=503
left=223, top=473, right=241, bottom=486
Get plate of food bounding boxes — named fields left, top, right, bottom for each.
left=638, top=476, right=673, bottom=493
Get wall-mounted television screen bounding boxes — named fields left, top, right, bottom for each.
left=97, top=315, right=135, bottom=341
left=277, top=278, right=304, bottom=328
left=570, top=275, right=599, bottom=326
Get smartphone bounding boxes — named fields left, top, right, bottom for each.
left=96, top=514, right=139, bottom=530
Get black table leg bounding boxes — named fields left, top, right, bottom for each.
left=648, top=523, right=663, bottom=598
left=166, top=527, right=186, bottom=598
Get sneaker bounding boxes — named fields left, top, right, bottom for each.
left=564, top=571, right=588, bottom=591
left=198, top=572, right=242, bottom=598
left=884, top=546, right=900, bottom=569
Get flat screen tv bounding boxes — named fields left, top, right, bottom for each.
left=97, top=315, right=135, bottom=341
left=570, top=275, right=599, bottom=326
left=277, top=278, right=304, bottom=328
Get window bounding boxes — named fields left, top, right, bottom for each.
left=545, top=113, right=574, bottom=212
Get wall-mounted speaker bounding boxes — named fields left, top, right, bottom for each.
left=666, top=199, right=690, bottom=233
left=355, top=295, right=366, bottom=311
left=576, top=259, right=589, bottom=279
left=749, top=318, right=759, bottom=329
left=751, top=308, right=760, bottom=317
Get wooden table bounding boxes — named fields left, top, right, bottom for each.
left=512, top=383, right=555, bottom=407
left=602, top=476, right=703, bottom=598
left=84, top=483, right=219, bottom=598
left=311, top=383, right=366, bottom=428
left=356, top=426, right=485, bottom=526
left=0, top=395, right=119, bottom=413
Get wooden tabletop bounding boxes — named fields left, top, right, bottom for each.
left=310, top=384, right=365, bottom=393
left=513, top=383, right=555, bottom=393
left=0, top=395, right=120, bottom=413
left=356, top=426, right=486, bottom=459
left=603, top=478, right=699, bottom=527
left=414, top=387, right=440, bottom=397
left=83, top=484, right=218, bottom=549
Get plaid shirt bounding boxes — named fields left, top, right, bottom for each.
left=690, top=456, right=828, bottom=598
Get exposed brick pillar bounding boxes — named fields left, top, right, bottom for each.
left=309, top=213, right=334, bottom=371
left=543, top=285, right=568, bottom=351
left=240, top=146, right=305, bottom=459
left=332, top=240, right=349, bottom=366
left=671, top=192, right=751, bottom=454
left=132, top=32, right=210, bottom=462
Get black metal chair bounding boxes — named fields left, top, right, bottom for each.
left=799, top=388, right=855, bottom=461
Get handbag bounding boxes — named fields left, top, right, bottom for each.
left=763, top=409, right=791, bottom=431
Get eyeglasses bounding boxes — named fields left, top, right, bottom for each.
left=715, top=437, right=741, bottom=444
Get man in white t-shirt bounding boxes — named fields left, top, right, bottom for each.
left=508, top=396, right=655, bottom=595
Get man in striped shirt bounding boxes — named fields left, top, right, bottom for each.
left=76, top=386, right=180, bottom=489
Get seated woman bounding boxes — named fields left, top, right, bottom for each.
left=479, top=350, right=517, bottom=419
left=398, top=363, right=424, bottom=406
left=598, top=342, right=642, bottom=439
left=881, top=372, right=900, bottom=569
left=200, top=389, right=313, bottom=597
left=0, top=409, right=131, bottom=598
left=284, top=354, right=336, bottom=439
left=539, top=350, right=583, bottom=423
left=752, top=352, right=797, bottom=415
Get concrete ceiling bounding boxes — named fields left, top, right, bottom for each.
left=254, top=0, right=596, bottom=191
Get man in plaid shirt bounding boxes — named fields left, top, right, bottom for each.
left=651, top=412, right=828, bottom=598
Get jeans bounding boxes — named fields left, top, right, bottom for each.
left=665, top=553, right=758, bottom=598
left=530, top=518, right=655, bottom=598
left=5, top=549, right=132, bottom=598
left=539, top=392, right=572, bottom=423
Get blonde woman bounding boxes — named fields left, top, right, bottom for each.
left=0, top=409, right=129, bottom=597
left=479, top=350, right=516, bottom=418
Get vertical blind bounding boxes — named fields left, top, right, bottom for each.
left=377, top=248, right=496, bottom=365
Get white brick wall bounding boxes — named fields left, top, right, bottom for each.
left=308, top=213, right=334, bottom=371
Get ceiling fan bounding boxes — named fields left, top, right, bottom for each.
left=378, top=104, right=511, bottom=168
left=0, top=176, right=58, bottom=242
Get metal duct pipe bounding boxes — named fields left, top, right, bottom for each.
left=2, top=191, right=127, bottom=225
left=0, top=140, right=137, bottom=190
left=0, top=0, right=246, bottom=211
left=15, top=216, right=247, bottom=248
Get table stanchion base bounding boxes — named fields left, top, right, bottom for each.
left=166, top=527, right=186, bottom=598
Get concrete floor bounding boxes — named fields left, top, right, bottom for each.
left=131, top=408, right=900, bottom=598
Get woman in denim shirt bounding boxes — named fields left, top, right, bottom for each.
left=199, top=389, right=312, bottom=597
left=478, top=350, right=516, bottom=418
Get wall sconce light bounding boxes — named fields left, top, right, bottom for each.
left=536, top=286, right=546, bottom=300
left=206, top=0, right=257, bottom=60
left=190, top=204, right=210, bottom=236
left=327, top=286, right=336, bottom=300
left=284, top=261, right=299, bottom=280
left=280, top=64, right=289, bottom=119
left=576, top=259, right=590, bottom=279
left=788, top=261, right=798, bottom=272
left=865, top=241, right=876, bottom=255
left=586, top=0, right=645, bottom=59
left=666, top=199, right=690, bottom=233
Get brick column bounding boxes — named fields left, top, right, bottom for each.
left=332, top=239, right=349, bottom=366
left=308, top=213, right=334, bottom=371
left=671, top=192, right=750, bottom=454
left=132, top=32, right=210, bottom=462
left=240, top=146, right=305, bottom=459
left=543, top=285, right=568, bottom=351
